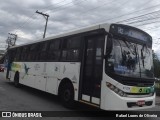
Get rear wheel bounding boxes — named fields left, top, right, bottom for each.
left=60, top=83, right=75, bottom=108
left=14, top=72, right=20, bottom=87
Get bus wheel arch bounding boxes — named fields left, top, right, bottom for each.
left=58, top=78, right=75, bottom=108
left=14, top=71, right=20, bottom=87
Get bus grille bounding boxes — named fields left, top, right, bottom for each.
left=127, top=101, right=153, bottom=108
left=120, top=80, right=154, bottom=87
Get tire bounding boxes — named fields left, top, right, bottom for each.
left=60, top=83, right=75, bottom=108
left=14, top=72, right=20, bottom=87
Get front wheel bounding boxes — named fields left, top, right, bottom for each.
left=60, top=83, right=75, bottom=108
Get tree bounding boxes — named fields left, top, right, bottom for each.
left=153, top=52, right=160, bottom=78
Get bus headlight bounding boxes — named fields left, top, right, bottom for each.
left=106, top=82, right=126, bottom=97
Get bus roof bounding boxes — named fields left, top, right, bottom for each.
left=9, top=22, right=152, bottom=49
left=10, top=22, right=111, bottom=49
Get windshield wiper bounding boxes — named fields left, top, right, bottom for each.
left=141, top=48, right=145, bottom=68
left=123, top=40, right=136, bottom=55
left=141, top=44, right=150, bottom=68
left=123, top=39, right=138, bottom=63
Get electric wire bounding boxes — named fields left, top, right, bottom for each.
left=13, top=0, right=160, bottom=47
left=14, top=0, right=86, bottom=34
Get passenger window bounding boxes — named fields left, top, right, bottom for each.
left=61, top=36, right=81, bottom=61
left=15, top=48, right=22, bottom=61
left=48, top=40, right=61, bottom=61
left=21, top=46, right=30, bottom=61
left=28, top=44, right=39, bottom=61
left=39, top=42, right=49, bottom=61
left=50, top=40, right=60, bottom=50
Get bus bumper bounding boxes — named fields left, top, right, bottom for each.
left=100, top=85, right=155, bottom=110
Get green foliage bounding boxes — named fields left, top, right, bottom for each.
left=153, top=52, right=160, bottom=78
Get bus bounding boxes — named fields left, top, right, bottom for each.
left=4, top=23, right=155, bottom=110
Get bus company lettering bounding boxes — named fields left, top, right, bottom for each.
left=28, top=113, right=42, bottom=117
left=12, top=112, right=42, bottom=117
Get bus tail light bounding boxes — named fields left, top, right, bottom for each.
left=106, top=82, right=126, bottom=97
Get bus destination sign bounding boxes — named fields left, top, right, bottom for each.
left=110, top=24, right=151, bottom=43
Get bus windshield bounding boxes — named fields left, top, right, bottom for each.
left=108, top=38, right=154, bottom=78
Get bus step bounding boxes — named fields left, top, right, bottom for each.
left=79, top=100, right=99, bottom=108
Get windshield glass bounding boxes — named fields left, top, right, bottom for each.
left=107, top=38, right=154, bottom=78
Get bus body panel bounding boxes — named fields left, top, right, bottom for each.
left=10, top=62, right=81, bottom=101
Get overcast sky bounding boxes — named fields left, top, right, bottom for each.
left=0, top=0, right=160, bottom=57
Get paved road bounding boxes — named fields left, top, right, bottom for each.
left=0, top=72, right=160, bottom=119
left=0, top=72, right=101, bottom=120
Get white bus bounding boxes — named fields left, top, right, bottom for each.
left=4, top=23, right=155, bottom=110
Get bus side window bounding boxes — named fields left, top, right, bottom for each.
left=61, top=36, right=81, bottom=61
left=39, top=42, right=49, bottom=61
left=35, top=43, right=41, bottom=60
left=28, top=44, right=40, bottom=61
left=10, top=49, right=16, bottom=62
left=48, top=40, right=61, bottom=61
left=15, top=48, right=22, bottom=61
left=21, top=46, right=30, bottom=61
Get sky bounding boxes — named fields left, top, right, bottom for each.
left=0, top=0, right=160, bottom=57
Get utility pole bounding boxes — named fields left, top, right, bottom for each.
left=36, top=10, right=49, bottom=38
left=6, top=33, right=17, bottom=49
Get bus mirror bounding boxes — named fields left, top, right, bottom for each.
left=105, top=32, right=113, bottom=38
left=104, top=33, right=113, bottom=59
left=108, top=33, right=113, bottom=39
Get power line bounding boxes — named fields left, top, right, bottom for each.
left=128, top=16, right=160, bottom=25
left=17, top=0, right=115, bottom=39
left=134, top=19, right=160, bottom=27
left=52, top=0, right=119, bottom=21
left=14, top=0, right=81, bottom=34
left=122, top=13, right=160, bottom=26
left=117, top=9, right=160, bottom=24
left=96, top=2, right=160, bottom=24
left=145, top=25, right=160, bottom=31
left=40, top=0, right=68, bottom=12
left=15, top=0, right=88, bottom=40
left=44, top=0, right=87, bottom=13
left=53, top=0, right=151, bottom=32
left=16, top=0, right=160, bottom=43
left=55, top=0, right=156, bottom=33
left=16, top=0, right=149, bottom=37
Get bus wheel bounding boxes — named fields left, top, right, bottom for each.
left=60, top=83, right=75, bottom=108
left=14, top=72, right=20, bottom=87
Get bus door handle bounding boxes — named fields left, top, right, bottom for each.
left=44, top=76, right=47, bottom=78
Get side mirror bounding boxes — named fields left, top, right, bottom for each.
left=104, top=33, right=113, bottom=59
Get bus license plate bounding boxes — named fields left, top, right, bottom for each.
left=136, top=100, right=145, bottom=106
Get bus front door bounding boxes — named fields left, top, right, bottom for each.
left=81, top=35, right=104, bottom=105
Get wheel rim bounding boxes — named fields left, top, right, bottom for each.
left=63, top=89, right=71, bottom=101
